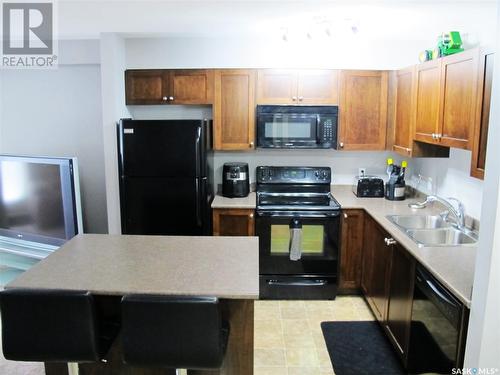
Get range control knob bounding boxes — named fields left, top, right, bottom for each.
left=320, top=170, right=328, bottom=179
left=315, top=170, right=320, bottom=178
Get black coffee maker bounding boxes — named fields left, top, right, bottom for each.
left=222, top=163, right=250, bottom=198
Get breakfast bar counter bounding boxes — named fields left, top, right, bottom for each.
left=6, top=234, right=259, bottom=375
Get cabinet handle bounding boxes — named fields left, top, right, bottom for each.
left=292, top=96, right=297, bottom=101
left=298, top=96, right=304, bottom=101
left=343, top=213, right=348, bottom=219
left=384, top=237, right=397, bottom=246
left=162, top=96, right=168, bottom=101
left=168, top=96, right=174, bottom=101
left=249, top=213, right=254, bottom=219
left=432, top=133, right=436, bottom=139
left=339, top=142, right=344, bottom=149
left=249, top=141, right=254, bottom=148
left=437, top=133, right=442, bottom=139
left=407, top=148, right=411, bottom=154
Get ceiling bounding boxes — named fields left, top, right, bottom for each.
left=55, top=1, right=497, bottom=43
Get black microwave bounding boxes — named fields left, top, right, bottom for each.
left=256, top=105, right=338, bottom=149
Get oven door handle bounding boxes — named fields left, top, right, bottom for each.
left=268, top=279, right=328, bottom=287
left=256, top=211, right=340, bottom=218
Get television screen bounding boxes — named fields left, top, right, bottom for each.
left=0, top=156, right=80, bottom=246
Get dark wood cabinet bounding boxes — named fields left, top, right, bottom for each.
left=392, top=66, right=415, bottom=156
left=471, top=50, right=494, bottom=180
left=414, top=49, right=479, bottom=149
left=385, top=243, right=415, bottom=364
left=439, top=49, right=479, bottom=149
left=361, top=214, right=392, bottom=322
left=212, top=208, right=255, bottom=236
left=339, top=70, right=388, bottom=150
left=339, top=210, right=364, bottom=293
left=213, top=69, right=256, bottom=150
left=256, top=69, right=339, bottom=105
left=125, top=69, right=214, bottom=105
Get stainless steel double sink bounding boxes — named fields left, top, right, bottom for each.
left=386, top=215, right=478, bottom=247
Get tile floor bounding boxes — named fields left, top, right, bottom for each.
left=0, top=296, right=374, bottom=375
left=254, top=296, right=375, bottom=375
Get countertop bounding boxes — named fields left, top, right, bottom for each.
left=212, top=192, right=256, bottom=209
left=7, top=234, right=259, bottom=300
left=211, top=186, right=476, bottom=307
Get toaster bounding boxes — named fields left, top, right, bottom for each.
left=352, top=175, right=385, bottom=198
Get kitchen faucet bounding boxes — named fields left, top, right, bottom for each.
left=409, top=195, right=466, bottom=229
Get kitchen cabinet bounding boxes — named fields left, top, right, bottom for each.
left=212, top=208, right=255, bottom=236
left=414, top=49, right=479, bottom=149
left=471, top=50, right=494, bottom=180
left=125, top=69, right=214, bottom=105
left=361, top=214, right=392, bottom=321
left=339, top=210, right=365, bottom=293
left=392, top=66, right=415, bottom=156
left=339, top=70, right=388, bottom=150
left=385, top=243, right=416, bottom=364
left=256, top=69, right=339, bottom=104
left=213, top=69, right=256, bottom=150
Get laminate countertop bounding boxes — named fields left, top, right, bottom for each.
left=212, top=186, right=477, bottom=307
left=212, top=192, right=256, bottom=209
left=7, top=234, right=259, bottom=300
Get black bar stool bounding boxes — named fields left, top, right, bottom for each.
left=121, top=295, right=230, bottom=370
left=0, top=289, right=119, bottom=363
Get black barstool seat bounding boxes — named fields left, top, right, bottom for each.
left=0, top=288, right=119, bottom=362
left=121, top=295, right=229, bottom=369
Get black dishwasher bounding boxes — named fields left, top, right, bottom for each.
left=407, top=265, right=468, bottom=374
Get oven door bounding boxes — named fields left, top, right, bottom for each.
left=257, top=113, right=320, bottom=148
left=256, top=210, right=340, bottom=275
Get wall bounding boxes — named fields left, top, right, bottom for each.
left=0, top=64, right=108, bottom=233
left=464, top=2, right=500, bottom=369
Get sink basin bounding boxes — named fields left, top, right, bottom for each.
left=387, top=215, right=450, bottom=230
left=406, top=227, right=478, bottom=247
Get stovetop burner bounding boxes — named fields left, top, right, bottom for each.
left=256, top=166, right=341, bottom=211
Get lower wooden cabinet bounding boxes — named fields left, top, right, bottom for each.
left=384, top=243, right=416, bottom=364
left=212, top=208, right=255, bottom=236
left=361, top=214, right=392, bottom=322
left=339, top=209, right=364, bottom=293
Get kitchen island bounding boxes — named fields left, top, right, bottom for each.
left=6, top=234, right=259, bottom=375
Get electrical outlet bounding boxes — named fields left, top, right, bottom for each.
left=358, top=167, right=366, bottom=176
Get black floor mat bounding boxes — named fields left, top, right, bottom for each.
left=321, top=321, right=406, bottom=375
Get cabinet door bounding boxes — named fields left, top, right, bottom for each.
left=439, top=49, right=479, bottom=149
left=168, top=69, right=214, bottom=104
left=385, top=243, right=415, bottom=364
left=471, top=51, right=494, bottom=179
left=297, top=70, right=339, bottom=104
left=339, top=70, right=388, bottom=150
left=393, top=67, right=415, bottom=156
left=339, top=210, right=365, bottom=293
left=256, top=69, right=298, bottom=104
left=213, top=209, right=255, bottom=236
left=414, top=60, right=441, bottom=144
left=125, top=70, right=169, bottom=105
left=213, top=70, right=256, bottom=150
left=361, top=215, right=391, bottom=322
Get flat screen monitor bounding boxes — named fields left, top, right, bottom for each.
left=0, top=155, right=81, bottom=246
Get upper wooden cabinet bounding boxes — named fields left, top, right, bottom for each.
left=213, top=69, right=256, bottom=150
left=414, top=49, right=479, bottom=149
left=256, top=69, right=339, bottom=104
left=339, top=70, right=388, bottom=150
left=392, top=67, right=415, bottom=156
left=213, top=208, right=255, bottom=236
left=471, top=51, right=494, bottom=180
left=125, top=69, right=214, bottom=105
left=339, top=209, right=365, bottom=293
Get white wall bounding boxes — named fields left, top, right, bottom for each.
left=464, top=2, right=500, bottom=369
left=0, top=65, right=108, bottom=233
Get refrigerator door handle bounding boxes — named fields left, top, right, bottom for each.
left=195, top=177, right=202, bottom=227
left=195, top=126, right=202, bottom=177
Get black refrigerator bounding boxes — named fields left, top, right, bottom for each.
left=117, top=119, right=214, bottom=235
